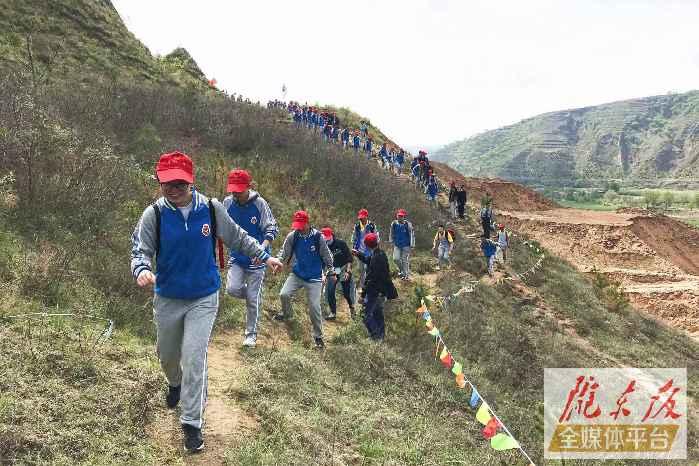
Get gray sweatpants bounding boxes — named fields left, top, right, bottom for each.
left=153, top=291, right=218, bottom=429
left=393, top=246, right=411, bottom=277
left=279, top=273, right=323, bottom=339
left=226, top=264, right=266, bottom=337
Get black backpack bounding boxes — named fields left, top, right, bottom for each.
left=152, top=199, right=218, bottom=260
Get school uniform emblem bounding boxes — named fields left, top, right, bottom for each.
left=201, top=224, right=211, bottom=236
left=310, top=245, right=316, bottom=251
left=250, top=216, right=258, bottom=225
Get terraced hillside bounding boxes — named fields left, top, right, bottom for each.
left=434, top=91, right=699, bottom=188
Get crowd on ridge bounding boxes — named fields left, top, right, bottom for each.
left=129, top=99, right=512, bottom=452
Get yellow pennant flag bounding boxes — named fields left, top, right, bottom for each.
left=427, top=327, right=440, bottom=337
left=476, top=403, right=491, bottom=425
left=490, top=433, right=520, bottom=451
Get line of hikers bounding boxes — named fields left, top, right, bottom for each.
left=283, top=101, right=409, bottom=176
left=129, top=109, right=514, bottom=453
left=131, top=152, right=413, bottom=452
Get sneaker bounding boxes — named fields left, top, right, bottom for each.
left=325, top=313, right=336, bottom=321
left=314, top=337, right=325, bottom=349
left=166, top=385, right=180, bottom=409
left=273, top=312, right=288, bottom=321
left=242, top=335, right=257, bottom=348
left=182, top=424, right=204, bottom=453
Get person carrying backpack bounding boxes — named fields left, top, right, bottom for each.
left=223, top=169, right=279, bottom=348
left=389, top=209, right=415, bottom=280
left=341, top=128, right=350, bottom=149
left=321, top=227, right=356, bottom=320
left=274, top=211, right=336, bottom=349
left=131, top=152, right=283, bottom=453
left=480, top=201, right=494, bottom=238
left=352, top=233, right=398, bottom=342
left=480, top=235, right=498, bottom=276
left=432, top=225, right=454, bottom=270
left=351, top=208, right=379, bottom=291
left=496, top=223, right=509, bottom=263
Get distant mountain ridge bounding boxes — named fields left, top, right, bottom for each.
left=434, top=91, right=699, bottom=188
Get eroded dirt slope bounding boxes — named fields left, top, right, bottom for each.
left=500, top=208, right=699, bottom=338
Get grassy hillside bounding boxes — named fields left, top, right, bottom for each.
left=0, top=0, right=209, bottom=87
left=435, top=91, right=699, bottom=189
left=0, top=2, right=696, bottom=464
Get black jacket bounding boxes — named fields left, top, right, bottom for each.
left=357, top=248, right=397, bottom=299
left=327, top=238, right=353, bottom=268
left=455, top=189, right=467, bottom=205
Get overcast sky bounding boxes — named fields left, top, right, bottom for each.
left=112, top=0, right=699, bottom=147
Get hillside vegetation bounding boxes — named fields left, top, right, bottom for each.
left=0, top=1, right=697, bottom=465
left=434, top=91, right=699, bottom=188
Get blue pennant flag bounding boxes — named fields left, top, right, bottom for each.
left=422, top=311, right=431, bottom=321
left=469, top=387, right=480, bottom=408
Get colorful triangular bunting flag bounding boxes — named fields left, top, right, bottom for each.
left=469, top=387, right=480, bottom=408
left=490, top=433, right=520, bottom=451
left=476, top=403, right=492, bottom=425
left=455, top=372, right=466, bottom=388
left=451, top=361, right=463, bottom=376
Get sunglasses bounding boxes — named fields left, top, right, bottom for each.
left=161, top=181, right=190, bottom=191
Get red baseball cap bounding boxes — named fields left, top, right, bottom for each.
left=364, top=232, right=378, bottom=248
left=357, top=209, right=369, bottom=219
left=321, top=227, right=333, bottom=241
left=292, top=210, right=309, bottom=230
left=396, top=209, right=407, bottom=217
left=227, top=169, right=252, bottom=193
left=156, top=151, right=194, bottom=184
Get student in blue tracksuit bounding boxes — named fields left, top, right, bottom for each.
left=410, top=158, right=419, bottom=182
left=351, top=208, right=379, bottom=290
left=378, top=143, right=389, bottom=168
left=353, top=132, right=361, bottom=154
left=426, top=173, right=438, bottom=207
left=364, top=137, right=373, bottom=159
left=224, top=169, right=278, bottom=348
left=131, top=152, right=283, bottom=453
left=274, top=211, right=336, bottom=348
left=389, top=209, right=415, bottom=279
left=481, top=235, right=498, bottom=276
left=395, top=149, right=405, bottom=175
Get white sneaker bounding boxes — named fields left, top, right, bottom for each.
left=242, top=335, right=257, bottom=348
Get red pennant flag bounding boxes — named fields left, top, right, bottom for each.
left=439, top=350, right=454, bottom=369
left=482, top=418, right=500, bottom=439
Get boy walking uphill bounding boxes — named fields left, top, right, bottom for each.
left=389, top=209, right=415, bottom=280
left=351, top=208, right=379, bottom=290
left=480, top=235, right=498, bottom=276
left=131, top=152, right=283, bottom=453
left=274, top=211, right=336, bottom=349
left=321, top=227, right=356, bottom=320
left=352, top=233, right=398, bottom=341
left=223, top=169, right=279, bottom=348
left=433, top=225, right=454, bottom=270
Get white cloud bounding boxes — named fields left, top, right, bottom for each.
left=112, top=0, right=699, bottom=146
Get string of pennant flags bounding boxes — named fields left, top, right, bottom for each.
left=415, top=299, right=536, bottom=465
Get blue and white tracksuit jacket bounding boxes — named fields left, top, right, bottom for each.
left=223, top=190, right=278, bottom=270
